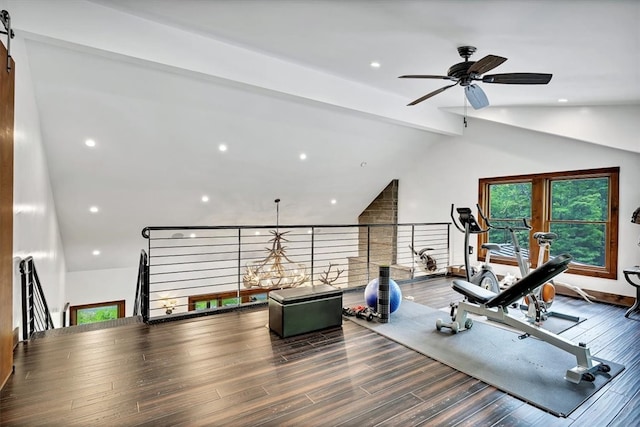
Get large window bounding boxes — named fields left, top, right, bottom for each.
left=478, top=167, right=619, bottom=279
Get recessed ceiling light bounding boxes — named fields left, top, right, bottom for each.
left=219, top=144, right=228, bottom=152
left=331, top=199, right=337, bottom=205
left=85, top=139, right=96, bottom=147
left=558, top=98, right=568, bottom=103
left=299, top=153, right=307, bottom=160
left=89, top=206, right=99, bottom=213
left=92, top=250, right=100, bottom=256
left=370, top=61, right=381, bottom=68
left=255, top=231, right=261, bottom=235
left=190, top=233, right=196, bottom=238
left=201, top=195, right=209, bottom=202
left=360, top=161, right=367, bottom=167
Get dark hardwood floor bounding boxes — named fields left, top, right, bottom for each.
left=1, top=276, right=639, bottom=426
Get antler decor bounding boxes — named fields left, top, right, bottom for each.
left=243, top=230, right=309, bottom=289
left=319, top=263, right=344, bottom=285
left=242, top=199, right=309, bottom=289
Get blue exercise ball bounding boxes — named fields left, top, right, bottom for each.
left=364, top=278, right=402, bottom=313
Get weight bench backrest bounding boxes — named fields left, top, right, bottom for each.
left=486, top=253, right=572, bottom=308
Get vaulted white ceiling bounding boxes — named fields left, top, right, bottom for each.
left=6, top=0, right=639, bottom=271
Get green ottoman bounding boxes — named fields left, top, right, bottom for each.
left=269, top=284, right=343, bottom=338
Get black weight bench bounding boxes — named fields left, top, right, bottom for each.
left=437, top=254, right=609, bottom=384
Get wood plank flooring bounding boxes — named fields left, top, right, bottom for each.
left=1, top=276, right=639, bottom=426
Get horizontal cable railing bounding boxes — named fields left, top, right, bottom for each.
left=141, top=222, right=450, bottom=321
left=19, top=256, right=55, bottom=340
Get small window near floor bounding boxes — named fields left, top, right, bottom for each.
left=222, top=297, right=240, bottom=306
left=70, top=300, right=126, bottom=325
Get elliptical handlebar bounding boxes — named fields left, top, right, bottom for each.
left=450, top=204, right=465, bottom=233
left=450, top=204, right=489, bottom=234
left=475, top=203, right=531, bottom=232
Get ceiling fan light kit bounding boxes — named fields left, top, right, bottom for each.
left=399, top=45, right=552, bottom=109
left=465, top=84, right=489, bottom=109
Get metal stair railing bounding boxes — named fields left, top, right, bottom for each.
left=19, top=256, right=55, bottom=340
left=134, top=249, right=149, bottom=322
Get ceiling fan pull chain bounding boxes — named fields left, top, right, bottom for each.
left=464, top=93, right=468, bottom=128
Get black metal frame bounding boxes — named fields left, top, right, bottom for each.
left=19, top=257, right=55, bottom=340
left=134, top=250, right=150, bottom=322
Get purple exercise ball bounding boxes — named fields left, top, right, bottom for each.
left=364, top=278, right=402, bottom=313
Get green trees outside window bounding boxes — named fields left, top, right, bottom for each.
left=550, top=177, right=610, bottom=267
left=70, top=300, right=125, bottom=325
left=487, top=182, right=532, bottom=251
left=77, top=305, right=118, bottom=324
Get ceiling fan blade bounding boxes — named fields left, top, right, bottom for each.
left=467, top=55, right=507, bottom=75
left=483, top=73, right=552, bottom=84
left=407, top=82, right=458, bottom=106
left=399, top=74, right=457, bottom=81
left=465, top=84, right=489, bottom=109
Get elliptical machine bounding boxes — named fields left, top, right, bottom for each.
left=450, top=204, right=500, bottom=293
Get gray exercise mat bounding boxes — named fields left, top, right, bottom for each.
left=347, top=301, right=624, bottom=417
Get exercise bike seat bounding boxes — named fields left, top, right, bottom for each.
left=533, top=232, right=558, bottom=242
left=451, top=254, right=572, bottom=308
left=481, top=243, right=501, bottom=252
left=452, top=280, right=497, bottom=304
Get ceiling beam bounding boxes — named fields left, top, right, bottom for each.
left=9, top=0, right=462, bottom=136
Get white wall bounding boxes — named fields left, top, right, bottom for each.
left=66, top=267, right=137, bottom=316
left=399, top=117, right=640, bottom=298
left=9, top=31, right=67, bottom=331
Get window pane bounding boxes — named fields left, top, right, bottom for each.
left=550, top=222, right=606, bottom=267
left=194, top=301, right=208, bottom=310
left=222, top=297, right=240, bottom=306
left=250, top=293, right=268, bottom=302
left=77, top=305, right=118, bottom=324
left=489, top=182, right=532, bottom=219
left=488, top=183, right=532, bottom=255
left=210, top=299, right=219, bottom=308
left=551, top=178, right=609, bottom=221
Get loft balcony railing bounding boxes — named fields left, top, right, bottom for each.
left=140, top=222, right=450, bottom=322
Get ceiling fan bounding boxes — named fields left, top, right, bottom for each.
left=399, top=46, right=552, bottom=109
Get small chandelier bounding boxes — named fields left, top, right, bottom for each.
left=243, top=199, right=309, bottom=289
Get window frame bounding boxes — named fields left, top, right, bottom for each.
left=478, top=167, right=619, bottom=279
left=69, top=300, right=126, bottom=326
left=188, top=288, right=269, bottom=311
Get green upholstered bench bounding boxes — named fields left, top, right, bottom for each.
left=268, top=284, right=343, bottom=338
